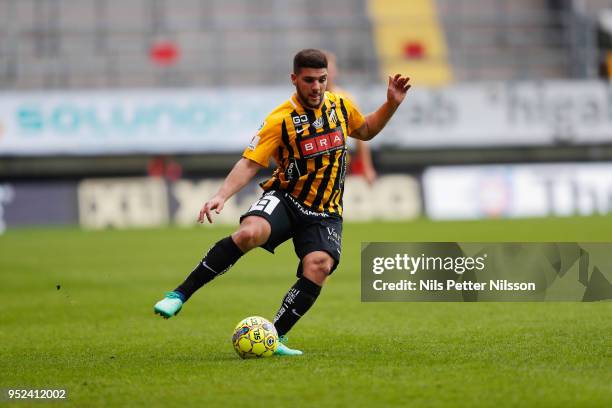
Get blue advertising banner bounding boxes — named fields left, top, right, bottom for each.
left=1, top=82, right=611, bottom=156
left=0, top=89, right=288, bottom=156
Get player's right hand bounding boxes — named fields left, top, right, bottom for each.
left=198, top=196, right=225, bottom=224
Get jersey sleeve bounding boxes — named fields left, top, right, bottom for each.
left=242, top=115, right=281, bottom=168
left=341, top=96, right=366, bottom=136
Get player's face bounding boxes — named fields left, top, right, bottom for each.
left=291, top=68, right=328, bottom=109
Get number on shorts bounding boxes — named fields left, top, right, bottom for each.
left=248, top=195, right=280, bottom=215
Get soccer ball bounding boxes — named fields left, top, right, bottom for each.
left=232, top=316, right=278, bottom=359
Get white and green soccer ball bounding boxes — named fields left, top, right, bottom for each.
left=232, top=316, right=278, bottom=359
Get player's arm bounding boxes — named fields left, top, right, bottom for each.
left=351, top=74, right=411, bottom=141
left=198, top=158, right=263, bottom=224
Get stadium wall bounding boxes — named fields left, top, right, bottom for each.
left=4, top=160, right=612, bottom=232
left=0, top=175, right=422, bottom=231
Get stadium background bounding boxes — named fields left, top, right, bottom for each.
left=1, top=1, right=611, bottom=407
left=1, top=0, right=612, bottom=227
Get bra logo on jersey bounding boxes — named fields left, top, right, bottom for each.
left=299, top=128, right=344, bottom=158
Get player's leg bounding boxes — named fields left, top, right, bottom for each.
left=154, top=217, right=270, bottom=318
left=273, top=251, right=333, bottom=335
left=155, top=191, right=292, bottom=319
left=173, top=216, right=271, bottom=298
left=272, top=217, right=342, bottom=355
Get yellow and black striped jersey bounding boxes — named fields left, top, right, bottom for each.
left=243, top=91, right=365, bottom=216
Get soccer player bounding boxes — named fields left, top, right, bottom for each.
left=154, top=49, right=411, bottom=356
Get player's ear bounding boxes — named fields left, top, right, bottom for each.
left=290, top=73, right=297, bottom=86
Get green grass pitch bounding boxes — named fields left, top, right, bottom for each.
left=1, top=217, right=611, bottom=407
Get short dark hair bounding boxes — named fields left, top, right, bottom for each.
left=293, top=49, right=327, bottom=74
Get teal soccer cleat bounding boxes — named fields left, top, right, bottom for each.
left=274, top=336, right=303, bottom=356
left=154, top=292, right=184, bottom=319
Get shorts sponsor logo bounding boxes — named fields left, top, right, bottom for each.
left=285, top=193, right=329, bottom=218
left=327, top=226, right=340, bottom=240
left=326, top=226, right=341, bottom=247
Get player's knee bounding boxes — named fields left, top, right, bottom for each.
left=302, top=253, right=334, bottom=285
left=232, top=224, right=268, bottom=251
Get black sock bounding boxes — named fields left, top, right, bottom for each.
left=273, top=276, right=322, bottom=337
left=174, top=236, right=243, bottom=301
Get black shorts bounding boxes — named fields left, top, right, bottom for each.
left=240, top=190, right=343, bottom=276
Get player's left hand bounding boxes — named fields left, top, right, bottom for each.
left=387, top=74, right=411, bottom=107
